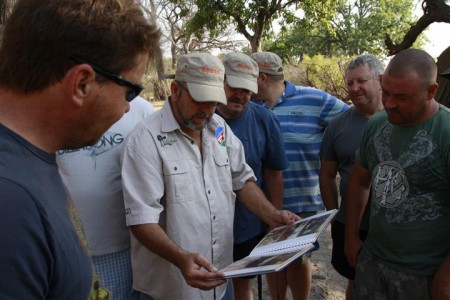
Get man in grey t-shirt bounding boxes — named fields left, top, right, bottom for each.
left=319, top=54, right=384, bottom=299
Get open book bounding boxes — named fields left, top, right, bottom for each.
left=220, top=209, right=338, bottom=278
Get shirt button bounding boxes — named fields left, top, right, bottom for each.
left=174, top=167, right=177, bottom=171
left=208, top=190, right=211, bottom=194
left=213, top=215, right=216, bottom=220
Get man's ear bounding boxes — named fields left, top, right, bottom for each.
left=259, top=73, right=267, bottom=82
left=170, top=80, right=181, bottom=100
left=428, top=82, right=439, bottom=101
left=65, top=64, right=97, bottom=107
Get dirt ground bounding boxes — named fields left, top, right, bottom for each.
left=251, top=226, right=347, bottom=300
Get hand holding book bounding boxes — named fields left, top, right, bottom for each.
left=220, top=209, right=338, bottom=278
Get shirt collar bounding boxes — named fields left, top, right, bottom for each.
left=161, top=98, right=181, bottom=133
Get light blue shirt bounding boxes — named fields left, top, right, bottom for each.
left=270, top=81, right=349, bottom=213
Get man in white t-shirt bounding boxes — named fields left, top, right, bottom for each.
left=57, top=96, right=154, bottom=299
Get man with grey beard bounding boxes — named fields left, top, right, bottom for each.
left=121, top=53, right=299, bottom=300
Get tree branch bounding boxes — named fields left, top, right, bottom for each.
left=385, top=0, right=450, bottom=55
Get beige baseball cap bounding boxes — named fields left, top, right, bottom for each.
left=175, top=53, right=227, bottom=105
left=222, top=52, right=258, bottom=94
left=250, top=51, right=284, bottom=76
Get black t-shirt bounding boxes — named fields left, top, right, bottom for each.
left=0, top=124, right=92, bottom=299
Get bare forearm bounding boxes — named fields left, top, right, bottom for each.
left=320, top=175, right=339, bottom=210
left=345, top=186, right=369, bottom=238
left=345, top=163, right=371, bottom=239
left=236, top=180, right=299, bottom=228
left=262, top=168, right=284, bottom=210
left=130, top=223, right=187, bottom=268
left=236, top=180, right=277, bottom=225
left=319, top=160, right=339, bottom=210
left=431, top=254, right=450, bottom=299
left=131, top=223, right=226, bottom=289
left=344, top=162, right=371, bottom=267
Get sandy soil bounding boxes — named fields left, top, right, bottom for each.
left=251, top=226, right=347, bottom=300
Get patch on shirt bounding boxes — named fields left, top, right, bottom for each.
left=215, top=127, right=226, bottom=147
left=157, top=135, right=177, bottom=147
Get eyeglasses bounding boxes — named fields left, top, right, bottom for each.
left=69, top=55, right=143, bottom=102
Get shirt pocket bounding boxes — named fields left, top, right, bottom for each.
left=213, top=154, right=233, bottom=193
left=163, top=160, right=194, bottom=203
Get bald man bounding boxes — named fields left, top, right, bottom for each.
left=345, top=48, right=450, bottom=299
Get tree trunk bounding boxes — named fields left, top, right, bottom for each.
left=1, top=0, right=18, bottom=25
left=436, top=46, right=450, bottom=108
left=250, top=38, right=262, bottom=53
left=147, top=0, right=169, bottom=101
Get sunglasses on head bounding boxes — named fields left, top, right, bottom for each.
left=69, top=55, right=143, bottom=102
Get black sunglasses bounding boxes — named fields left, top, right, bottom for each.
left=69, top=55, right=143, bottom=102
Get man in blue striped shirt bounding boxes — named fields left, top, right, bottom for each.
left=251, top=52, right=349, bottom=300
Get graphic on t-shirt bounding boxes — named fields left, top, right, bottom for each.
left=216, top=127, right=226, bottom=147
left=56, top=131, right=124, bottom=158
left=373, top=160, right=409, bottom=208
left=371, top=125, right=442, bottom=223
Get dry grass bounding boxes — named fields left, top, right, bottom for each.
left=151, top=100, right=165, bottom=110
